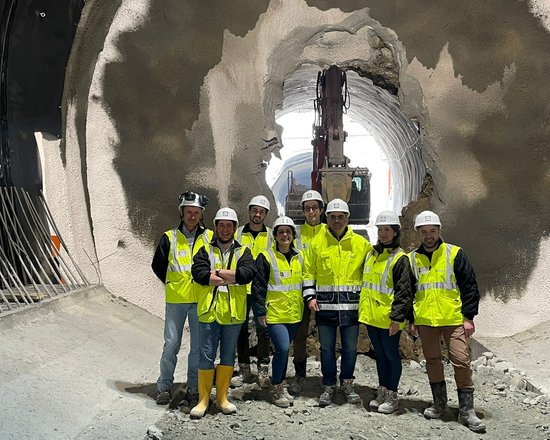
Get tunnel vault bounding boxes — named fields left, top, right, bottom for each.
left=60, top=0, right=550, bottom=333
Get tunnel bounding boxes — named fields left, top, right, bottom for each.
left=268, top=64, right=424, bottom=235
left=1, top=0, right=548, bottom=338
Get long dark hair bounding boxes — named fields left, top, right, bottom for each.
left=373, top=225, right=401, bottom=254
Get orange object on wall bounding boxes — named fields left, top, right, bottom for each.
left=51, top=235, right=61, bottom=257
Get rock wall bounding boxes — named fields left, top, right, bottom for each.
left=55, top=0, right=550, bottom=334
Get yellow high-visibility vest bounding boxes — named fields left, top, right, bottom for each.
left=409, top=243, right=463, bottom=326
left=262, top=248, right=304, bottom=324
left=359, top=248, right=407, bottom=329
left=196, top=244, right=248, bottom=324
left=165, top=228, right=212, bottom=303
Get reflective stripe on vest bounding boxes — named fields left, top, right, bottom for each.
left=264, top=249, right=304, bottom=323
left=410, top=244, right=458, bottom=292
left=196, top=244, right=248, bottom=324
left=295, top=225, right=303, bottom=250
left=361, top=250, right=398, bottom=294
left=316, top=284, right=362, bottom=292
left=168, top=229, right=209, bottom=272
left=320, top=303, right=359, bottom=311
left=410, top=243, right=463, bottom=326
left=359, top=249, right=406, bottom=329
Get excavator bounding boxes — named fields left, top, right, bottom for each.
left=285, top=65, right=371, bottom=224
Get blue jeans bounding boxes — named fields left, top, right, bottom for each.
left=268, top=323, right=299, bottom=385
left=198, top=321, right=242, bottom=369
left=366, top=325, right=402, bottom=392
left=317, top=323, right=359, bottom=386
left=157, top=302, right=199, bottom=392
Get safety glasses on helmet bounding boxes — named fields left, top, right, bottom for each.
left=179, top=191, right=209, bottom=207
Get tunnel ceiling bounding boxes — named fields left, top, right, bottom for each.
left=271, top=64, right=424, bottom=214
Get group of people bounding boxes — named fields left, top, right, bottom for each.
left=151, top=189, right=486, bottom=433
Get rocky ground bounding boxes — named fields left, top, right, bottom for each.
left=146, top=350, right=550, bottom=440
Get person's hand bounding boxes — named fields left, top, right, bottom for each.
left=389, top=321, right=400, bottom=336
left=410, top=323, right=419, bottom=338
left=463, top=319, right=475, bottom=338
left=210, top=271, right=225, bottom=286
left=258, top=315, right=267, bottom=328
left=308, top=298, right=320, bottom=312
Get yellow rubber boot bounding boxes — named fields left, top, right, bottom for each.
left=190, top=369, right=214, bottom=418
left=216, top=365, right=237, bottom=414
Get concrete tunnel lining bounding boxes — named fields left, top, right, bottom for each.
left=43, top=0, right=550, bottom=337
left=270, top=64, right=425, bottom=216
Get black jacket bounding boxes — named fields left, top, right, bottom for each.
left=385, top=252, right=414, bottom=323
left=191, top=240, right=256, bottom=287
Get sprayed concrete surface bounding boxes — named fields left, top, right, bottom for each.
left=47, top=0, right=550, bottom=339
left=0, top=286, right=172, bottom=440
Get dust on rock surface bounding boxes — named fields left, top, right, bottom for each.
left=149, top=353, right=550, bottom=440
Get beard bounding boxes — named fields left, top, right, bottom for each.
left=218, top=236, right=233, bottom=244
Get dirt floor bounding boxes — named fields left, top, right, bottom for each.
left=147, top=350, right=550, bottom=440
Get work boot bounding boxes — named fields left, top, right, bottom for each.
left=318, top=384, right=336, bottom=407
left=156, top=389, right=171, bottom=405
left=216, top=365, right=237, bottom=414
left=424, top=381, right=448, bottom=419
left=340, top=379, right=361, bottom=404
left=258, top=364, right=271, bottom=388
left=230, top=363, right=254, bottom=387
left=457, top=389, right=486, bottom=433
left=270, top=383, right=290, bottom=408
left=186, top=387, right=199, bottom=407
left=288, top=376, right=305, bottom=396
left=190, top=369, right=215, bottom=418
left=369, top=385, right=387, bottom=410
left=282, top=381, right=294, bottom=405
left=378, top=389, right=399, bottom=414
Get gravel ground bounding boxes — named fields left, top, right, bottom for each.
left=147, top=352, right=550, bottom=440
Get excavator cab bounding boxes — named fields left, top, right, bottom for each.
left=348, top=170, right=371, bottom=223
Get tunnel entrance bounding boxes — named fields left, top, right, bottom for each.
left=266, top=65, right=424, bottom=240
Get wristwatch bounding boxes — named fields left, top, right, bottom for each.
left=215, top=269, right=221, bottom=277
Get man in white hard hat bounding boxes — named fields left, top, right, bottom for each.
left=410, top=210, right=485, bottom=433
left=190, top=207, right=256, bottom=418
left=151, top=191, right=213, bottom=406
left=233, top=195, right=273, bottom=388
left=288, top=189, right=326, bottom=395
left=303, top=198, right=372, bottom=407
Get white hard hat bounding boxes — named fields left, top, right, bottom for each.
left=272, top=216, right=296, bottom=232
left=301, top=190, right=324, bottom=206
left=375, top=211, right=401, bottom=227
left=325, top=198, right=350, bottom=215
left=214, top=207, right=239, bottom=227
left=248, top=195, right=270, bottom=212
left=179, top=191, right=208, bottom=210
left=414, top=210, right=442, bottom=229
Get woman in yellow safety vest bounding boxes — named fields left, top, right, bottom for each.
left=253, top=216, right=304, bottom=409
left=358, top=211, right=414, bottom=414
